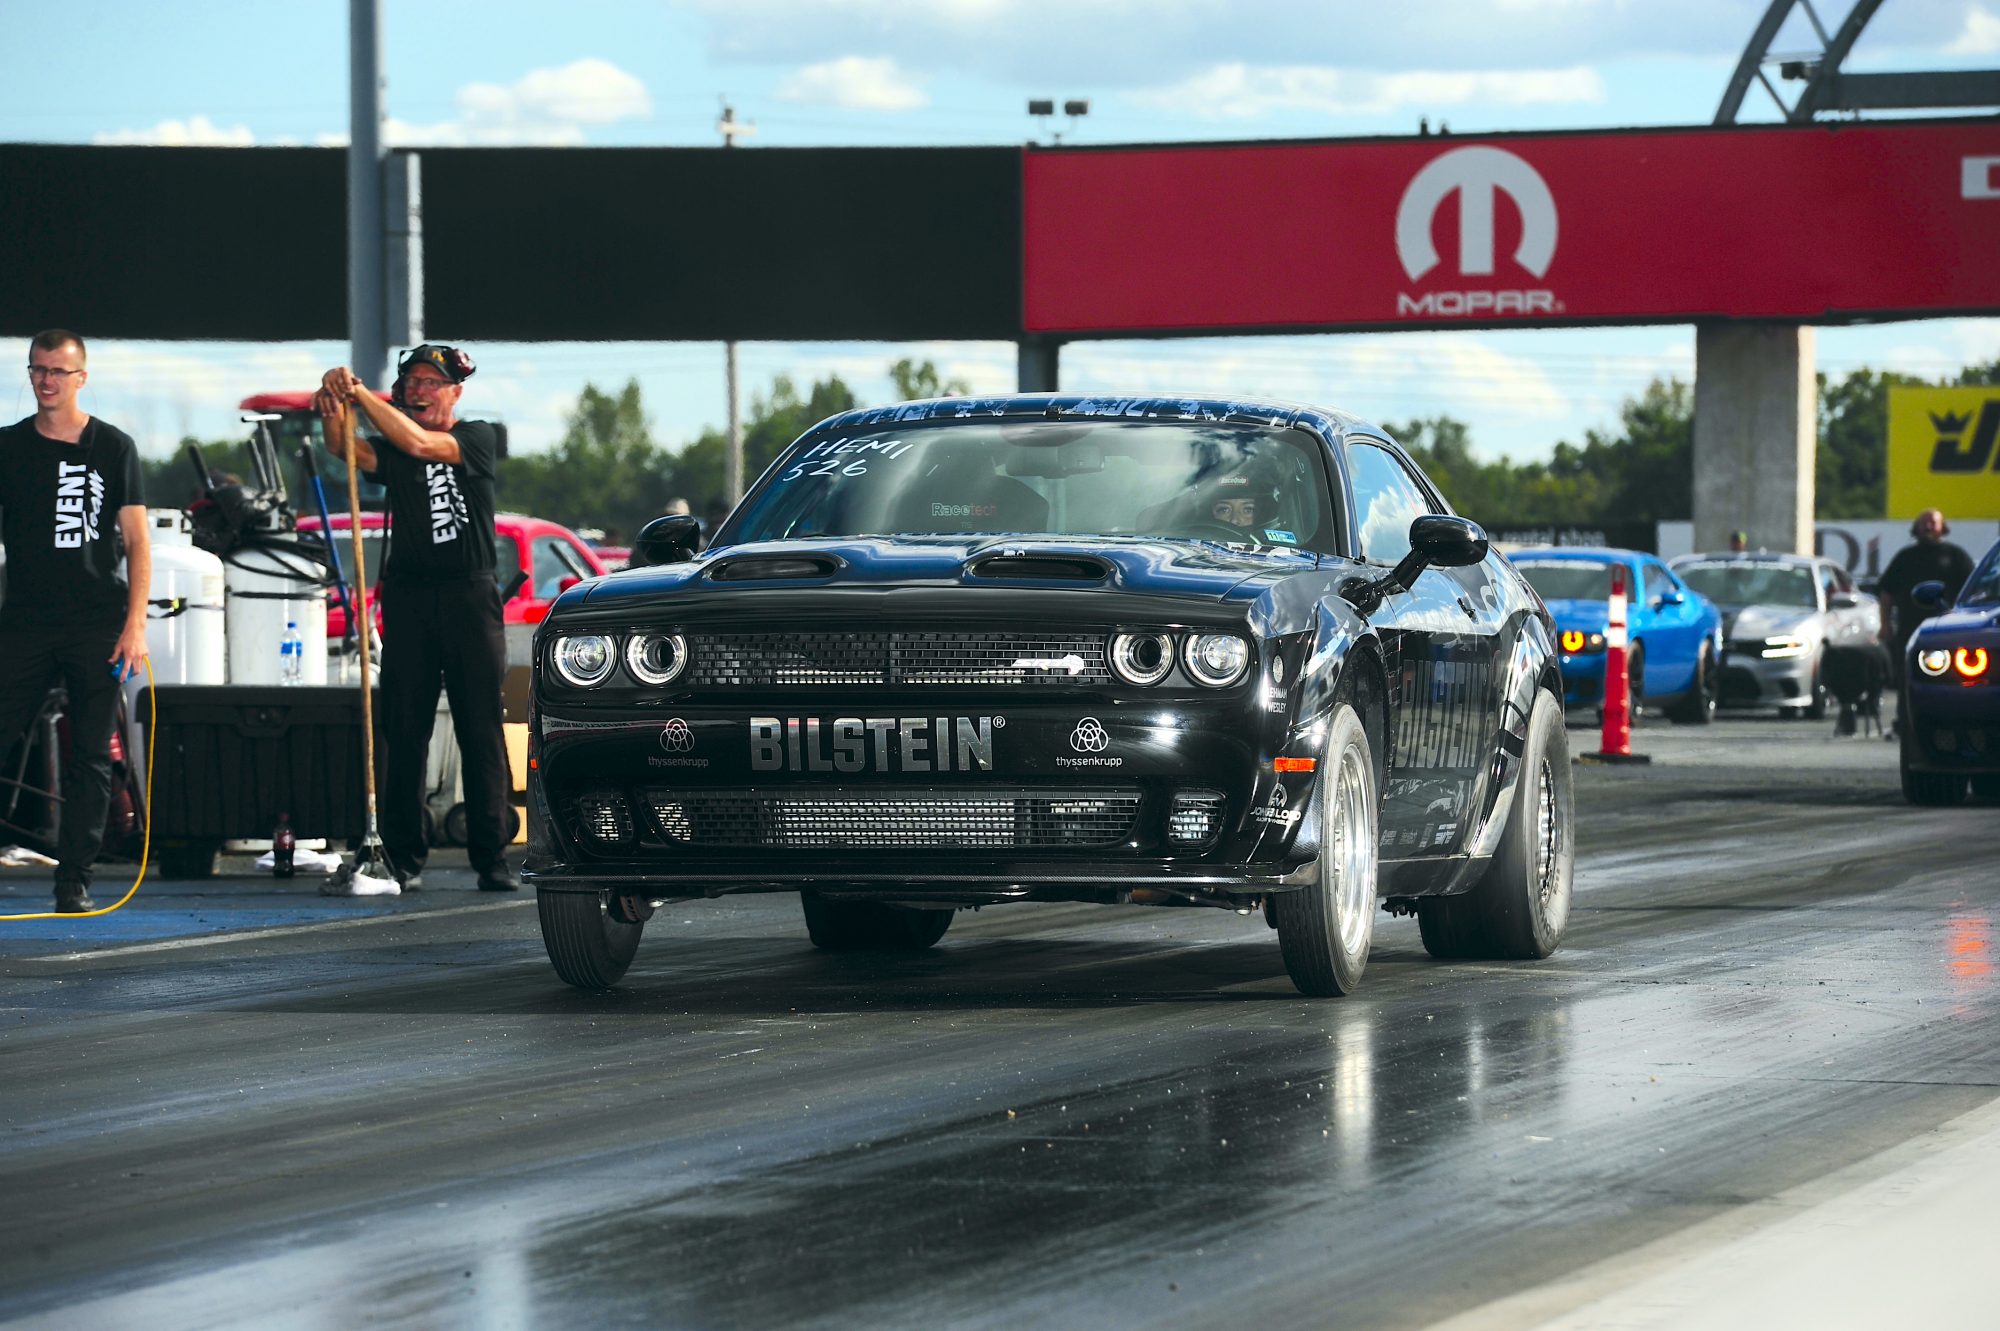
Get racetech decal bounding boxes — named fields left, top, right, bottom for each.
left=1023, top=122, right=2000, bottom=332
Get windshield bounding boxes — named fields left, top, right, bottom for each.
left=1513, top=560, right=1612, bottom=602
left=1677, top=562, right=1817, bottom=609
left=729, top=419, right=1338, bottom=553
left=1961, top=544, right=2000, bottom=606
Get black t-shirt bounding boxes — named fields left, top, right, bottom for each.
left=0, top=416, right=143, bottom=624
left=366, top=420, right=498, bottom=582
left=1879, top=538, right=1976, bottom=635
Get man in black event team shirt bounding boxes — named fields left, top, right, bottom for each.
left=0, top=330, right=151, bottom=912
left=316, top=345, right=517, bottom=892
left=1878, top=507, right=1976, bottom=661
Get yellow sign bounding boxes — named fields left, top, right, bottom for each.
left=1888, top=386, right=2000, bottom=519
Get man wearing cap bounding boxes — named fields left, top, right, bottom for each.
left=314, top=346, right=518, bottom=893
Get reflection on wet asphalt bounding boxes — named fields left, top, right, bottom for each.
left=1, top=722, right=1995, bottom=1330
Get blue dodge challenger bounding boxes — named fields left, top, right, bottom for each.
left=1507, top=547, right=1721, bottom=724
left=527, top=395, right=1576, bottom=997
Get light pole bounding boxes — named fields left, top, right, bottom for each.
left=719, top=100, right=754, bottom=505
left=1027, top=98, right=1090, bottom=146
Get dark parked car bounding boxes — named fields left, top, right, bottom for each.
left=526, top=395, right=1575, bottom=996
left=1900, top=537, right=2000, bottom=805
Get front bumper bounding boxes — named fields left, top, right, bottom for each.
left=526, top=695, right=1323, bottom=898
left=1901, top=683, right=2000, bottom=774
left=1717, top=647, right=1815, bottom=708
left=1557, top=651, right=1605, bottom=706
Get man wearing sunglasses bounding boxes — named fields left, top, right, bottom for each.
left=0, top=329, right=151, bottom=912
left=315, top=345, right=517, bottom=894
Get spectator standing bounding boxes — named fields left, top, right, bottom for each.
left=1877, top=508, right=1975, bottom=662
left=315, top=345, right=518, bottom=892
left=0, top=330, right=150, bottom=911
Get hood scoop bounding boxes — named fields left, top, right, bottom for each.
left=707, top=553, right=846, bottom=582
left=964, top=552, right=1113, bottom=583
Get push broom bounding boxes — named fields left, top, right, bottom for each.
left=324, top=399, right=401, bottom=896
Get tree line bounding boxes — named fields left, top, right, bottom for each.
left=140, top=354, right=1996, bottom=540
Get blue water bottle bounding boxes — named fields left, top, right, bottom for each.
left=280, top=621, right=304, bottom=686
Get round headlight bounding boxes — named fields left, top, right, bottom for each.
left=1109, top=632, right=1174, bottom=687
left=1918, top=649, right=1951, bottom=677
left=553, top=634, right=616, bottom=687
left=625, top=632, right=688, bottom=686
left=1183, top=633, right=1251, bottom=688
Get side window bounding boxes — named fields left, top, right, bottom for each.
left=1643, top=562, right=1673, bottom=603
left=1819, top=564, right=1843, bottom=603
left=493, top=534, right=523, bottom=595
left=1346, top=442, right=1437, bottom=565
left=532, top=535, right=591, bottom=598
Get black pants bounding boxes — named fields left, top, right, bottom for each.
left=0, top=610, right=124, bottom=888
left=378, top=577, right=512, bottom=878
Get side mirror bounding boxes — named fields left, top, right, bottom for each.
left=634, top=514, right=704, bottom=567
left=1655, top=589, right=1685, bottom=608
left=1345, top=516, right=1489, bottom=614
left=556, top=575, right=582, bottom=595
left=1828, top=591, right=1860, bottom=610
left=1913, top=580, right=1947, bottom=610
left=1408, top=514, right=1490, bottom=568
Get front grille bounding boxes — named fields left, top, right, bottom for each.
left=641, top=787, right=1140, bottom=849
left=685, top=631, right=1113, bottom=687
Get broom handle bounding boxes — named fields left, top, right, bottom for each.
left=341, top=405, right=380, bottom=836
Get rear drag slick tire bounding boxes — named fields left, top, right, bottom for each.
left=538, top=889, right=644, bottom=990
left=1419, top=689, right=1575, bottom=960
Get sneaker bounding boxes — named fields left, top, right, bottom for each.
left=53, top=883, right=96, bottom=913
left=476, top=863, right=521, bottom=893
left=398, top=872, right=424, bottom=892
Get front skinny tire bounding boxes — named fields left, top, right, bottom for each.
left=1270, top=702, right=1378, bottom=996
left=538, top=889, right=644, bottom=989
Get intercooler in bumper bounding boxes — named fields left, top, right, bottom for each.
left=635, top=786, right=1144, bottom=850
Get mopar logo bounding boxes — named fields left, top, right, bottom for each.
left=750, top=715, right=1000, bottom=773
left=1396, top=147, right=1559, bottom=319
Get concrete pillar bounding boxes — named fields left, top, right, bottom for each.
left=1692, top=321, right=1816, bottom=554
left=1017, top=336, right=1061, bottom=393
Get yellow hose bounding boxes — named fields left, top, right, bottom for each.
left=0, top=655, right=155, bottom=921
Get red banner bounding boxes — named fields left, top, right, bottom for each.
left=1022, top=121, right=2000, bottom=334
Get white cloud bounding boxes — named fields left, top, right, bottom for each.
left=1947, top=4, right=2000, bottom=54
left=774, top=56, right=929, bottom=111
left=1129, top=62, right=1606, bottom=119
left=94, top=115, right=256, bottom=147
left=319, top=58, right=652, bottom=147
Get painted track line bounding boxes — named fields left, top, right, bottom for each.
left=11, top=899, right=533, bottom=962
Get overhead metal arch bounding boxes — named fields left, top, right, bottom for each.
left=1716, top=0, right=2000, bottom=124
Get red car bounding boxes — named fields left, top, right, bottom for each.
left=299, top=511, right=610, bottom=637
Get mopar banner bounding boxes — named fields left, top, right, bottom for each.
left=1888, top=386, right=2000, bottom=520
left=1024, top=120, right=2000, bottom=334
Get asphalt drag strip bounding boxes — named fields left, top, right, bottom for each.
left=0, top=718, right=1994, bottom=1330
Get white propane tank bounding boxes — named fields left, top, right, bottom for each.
left=224, top=540, right=329, bottom=685
left=140, top=510, right=225, bottom=685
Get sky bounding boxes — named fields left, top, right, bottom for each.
left=3, top=0, right=1998, bottom=469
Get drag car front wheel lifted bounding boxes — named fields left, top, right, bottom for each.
left=538, top=889, right=645, bottom=990
left=1270, top=700, right=1379, bottom=996
left=801, top=893, right=954, bottom=951
left=1419, top=689, right=1574, bottom=960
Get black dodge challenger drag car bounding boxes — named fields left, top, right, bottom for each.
left=527, top=394, right=1573, bottom=996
